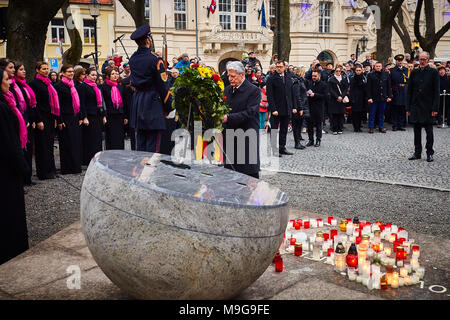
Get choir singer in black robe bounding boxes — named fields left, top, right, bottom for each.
left=0, top=68, right=30, bottom=265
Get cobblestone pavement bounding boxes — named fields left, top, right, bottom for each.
left=263, top=125, right=450, bottom=191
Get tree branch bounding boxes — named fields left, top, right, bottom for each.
left=432, top=21, right=450, bottom=46
left=388, top=0, right=405, bottom=21
left=414, top=0, right=425, bottom=44
left=118, top=0, right=136, bottom=23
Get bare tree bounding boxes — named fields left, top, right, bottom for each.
left=414, top=0, right=450, bottom=58
left=393, top=9, right=412, bottom=55
left=363, top=0, right=405, bottom=64
left=6, top=0, right=67, bottom=80
left=61, top=1, right=83, bottom=66
left=272, top=0, right=291, bottom=62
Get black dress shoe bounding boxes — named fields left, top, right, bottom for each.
left=306, top=141, right=314, bottom=147
left=314, top=140, right=321, bottom=147
left=279, top=148, right=294, bottom=155
left=408, top=154, right=421, bottom=160
left=295, top=143, right=305, bottom=150
left=427, top=155, right=434, bottom=162
left=398, top=128, right=406, bottom=131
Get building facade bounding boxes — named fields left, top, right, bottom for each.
left=114, top=0, right=450, bottom=73
left=0, top=0, right=115, bottom=70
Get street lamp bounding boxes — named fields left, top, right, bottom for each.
left=89, top=0, right=100, bottom=70
left=355, top=36, right=368, bottom=61
left=412, top=39, right=420, bottom=61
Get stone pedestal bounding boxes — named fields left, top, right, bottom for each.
left=80, top=151, right=289, bottom=300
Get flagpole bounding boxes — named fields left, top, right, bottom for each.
left=195, top=0, right=199, bottom=58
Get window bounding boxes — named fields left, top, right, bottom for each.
left=269, top=0, right=276, bottom=30
left=219, top=0, right=232, bottom=30
left=83, top=19, right=96, bottom=45
left=319, top=2, right=332, bottom=33
left=235, top=0, right=247, bottom=30
left=145, top=0, right=150, bottom=21
left=50, top=18, right=65, bottom=44
left=174, top=0, right=187, bottom=30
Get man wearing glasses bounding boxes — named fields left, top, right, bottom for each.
left=406, top=52, right=440, bottom=162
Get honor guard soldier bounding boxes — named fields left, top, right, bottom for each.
left=129, top=24, right=172, bottom=153
left=390, top=54, right=408, bottom=131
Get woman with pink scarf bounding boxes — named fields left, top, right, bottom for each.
left=0, top=67, right=30, bottom=264
left=14, top=61, right=38, bottom=186
left=53, top=64, right=82, bottom=175
left=78, top=67, right=106, bottom=165
left=101, top=67, right=127, bottom=150
left=29, top=61, right=59, bottom=180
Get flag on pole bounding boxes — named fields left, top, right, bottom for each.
left=209, top=0, right=217, bottom=14
left=260, top=1, right=267, bottom=28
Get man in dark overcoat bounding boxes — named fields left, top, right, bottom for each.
left=266, top=61, right=296, bottom=156
left=306, top=70, right=328, bottom=147
left=406, top=52, right=440, bottom=162
left=129, top=24, right=172, bottom=153
left=222, top=61, right=261, bottom=178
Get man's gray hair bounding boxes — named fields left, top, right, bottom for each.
left=226, top=61, right=245, bottom=74
left=419, top=51, right=430, bottom=59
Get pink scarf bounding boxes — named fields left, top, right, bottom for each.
left=10, top=78, right=27, bottom=113
left=61, top=77, right=80, bottom=115
left=35, top=73, right=60, bottom=116
left=14, top=76, right=37, bottom=108
left=105, top=79, right=123, bottom=109
left=83, top=78, right=102, bottom=108
left=3, top=91, right=28, bottom=149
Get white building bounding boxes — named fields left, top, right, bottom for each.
left=114, top=0, right=450, bottom=73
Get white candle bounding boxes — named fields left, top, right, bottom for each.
left=331, top=218, right=337, bottom=226
left=391, top=225, right=398, bottom=233
left=405, top=263, right=412, bottom=273
left=346, top=222, right=354, bottom=235
left=384, top=247, right=392, bottom=257
left=399, top=277, right=405, bottom=287
left=399, top=268, right=408, bottom=277
left=403, top=241, right=410, bottom=254
left=391, top=272, right=399, bottom=288
left=372, top=274, right=381, bottom=290
left=412, top=250, right=420, bottom=258
left=356, top=275, right=363, bottom=283
left=362, top=261, right=371, bottom=276
left=362, top=276, right=369, bottom=286
left=372, top=264, right=381, bottom=277
left=317, top=219, right=324, bottom=228
left=388, top=234, right=396, bottom=243
left=347, top=267, right=357, bottom=281
left=310, top=219, right=317, bottom=228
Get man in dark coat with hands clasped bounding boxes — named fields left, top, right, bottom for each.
left=406, top=52, right=440, bottom=162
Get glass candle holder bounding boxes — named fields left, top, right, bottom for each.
left=289, top=219, right=295, bottom=228
left=339, top=220, right=347, bottom=232
left=317, top=218, right=323, bottom=227
left=328, top=216, right=334, bottom=224
left=294, top=242, right=303, bottom=256
left=330, top=229, right=338, bottom=241
left=380, top=275, right=388, bottom=290
left=273, top=252, right=281, bottom=263
left=331, top=218, right=337, bottom=226
left=399, top=267, right=408, bottom=277
left=327, top=248, right=334, bottom=257
left=412, top=245, right=420, bottom=258
left=294, top=222, right=301, bottom=230
left=334, top=242, right=346, bottom=272
left=323, top=233, right=329, bottom=241
left=346, top=222, right=354, bottom=235
left=347, top=267, right=357, bottom=281
left=275, top=256, right=283, bottom=272
left=290, top=237, right=297, bottom=246
left=384, top=247, right=392, bottom=257
left=304, top=221, right=310, bottom=229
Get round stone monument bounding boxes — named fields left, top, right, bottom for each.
left=80, top=150, right=289, bottom=300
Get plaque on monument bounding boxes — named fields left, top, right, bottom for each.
left=81, top=150, right=289, bottom=300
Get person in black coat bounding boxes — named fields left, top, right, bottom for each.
left=348, top=66, right=367, bottom=132
left=438, top=66, right=450, bottom=125
left=29, top=61, right=58, bottom=180
left=54, top=64, right=82, bottom=175
left=121, top=76, right=137, bottom=151
left=78, top=67, right=106, bottom=165
left=266, top=61, right=296, bottom=156
left=101, top=67, right=127, bottom=150
left=14, top=62, right=38, bottom=185
left=291, top=73, right=308, bottom=149
left=0, top=67, right=30, bottom=265
left=306, top=71, right=328, bottom=147
left=366, top=62, right=393, bottom=133
left=222, top=61, right=261, bottom=178
left=406, top=52, right=440, bottom=162
left=328, top=66, right=349, bottom=134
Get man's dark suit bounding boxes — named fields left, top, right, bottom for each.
left=223, top=79, right=261, bottom=178
left=266, top=72, right=295, bottom=150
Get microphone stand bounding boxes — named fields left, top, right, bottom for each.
left=115, top=35, right=129, bottom=60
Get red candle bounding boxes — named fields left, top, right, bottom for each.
left=398, top=227, right=405, bottom=232
left=327, top=248, right=334, bottom=257
left=359, top=222, right=365, bottom=230
left=290, top=237, right=297, bottom=246
left=294, top=243, right=302, bottom=256
left=356, top=236, right=362, bottom=244
left=275, top=257, right=283, bottom=272
left=365, top=222, right=371, bottom=227
left=290, top=219, right=295, bottom=227
left=328, top=216, right=333, bottom=224
left=399, top=237, right=406, bottom=244
left=346, top=254, right=358, bottom=268
left=323, top=233, right=329, bottom=241
left=393, top=241, right=400, bottom=252
left=296, top=219, right=302, bottom=226
left=273, top=252, right=281, bottom=263
left=385, top=223, right=392, bottom=228
left=396, top=246, right=406, bottom=260
left=294, top=222, right=301, bottom=230
left=347, top=218, right=352, bottom=223
left=379, top=224, right=385, bottom=232
left=330, top=229, right=338, bottom=240
left=304, top=221, right=310, bottom=229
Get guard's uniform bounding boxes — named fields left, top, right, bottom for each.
left=129, top=25, right=172, bottom=152
left=390, top=55, right=409, bottom=130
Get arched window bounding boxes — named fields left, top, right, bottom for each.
left=317, top=51, right=334, bottom=63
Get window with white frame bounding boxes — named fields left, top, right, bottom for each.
left=145, top=0, right=150, bottom=21
left=50, top=18, right=66, bottom=44
left=235, top=0, right=247, bottom=30
left=319, top=2, right=332, bottom=33
left=219, top=0, right=232, bottom=30
left=174, top=0, right=187, bottom=30
left=83, top=19, right=96, bottom=45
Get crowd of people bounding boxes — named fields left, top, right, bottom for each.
left=0, top=43, right=447, bottom=264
